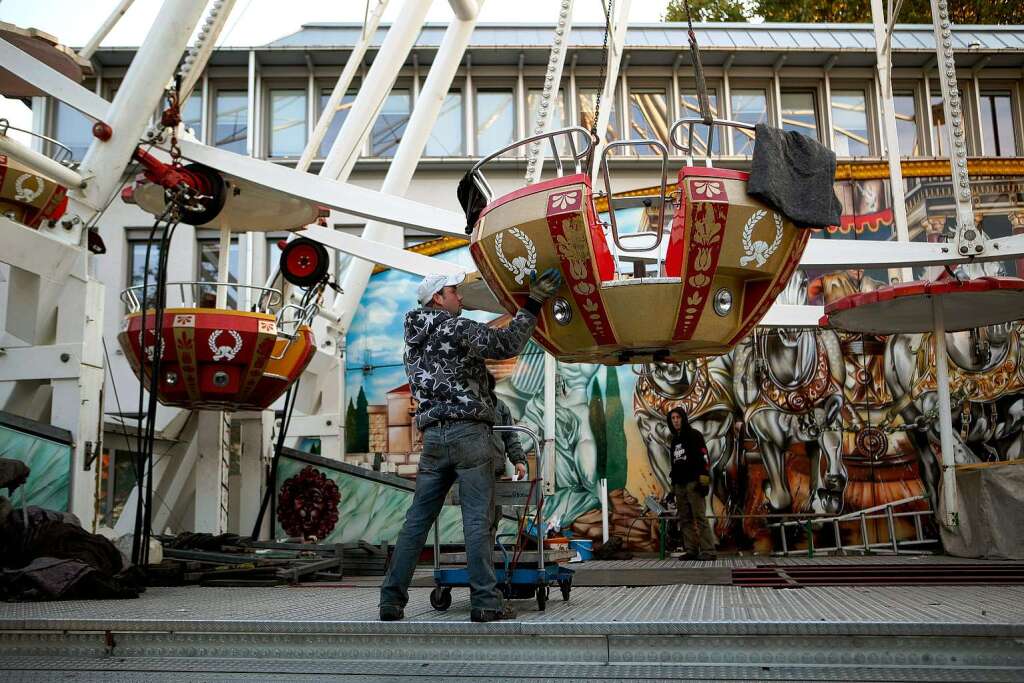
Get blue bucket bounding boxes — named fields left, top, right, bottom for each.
left=569, top=539, right=593, bottom=561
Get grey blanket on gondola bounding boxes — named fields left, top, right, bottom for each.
left=748, top=124, right=842, bottom=229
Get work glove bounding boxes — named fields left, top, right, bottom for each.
left=696, top=474, right=711, bottom=497
left=528, top=267, right=563, bottom=304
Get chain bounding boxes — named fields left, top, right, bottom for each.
left=591, top=0, right=613, bottom=139
left=682, top=0, right=713, bottom=124
left=160, top=84, right=183, bottom=167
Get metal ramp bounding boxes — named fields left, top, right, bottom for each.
left=2, top=579, right=1024, bottom=681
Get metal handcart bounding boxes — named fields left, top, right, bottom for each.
left=428, top=425, right=574, bottom=612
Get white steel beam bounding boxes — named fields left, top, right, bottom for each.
left=176, top=138, right=466, bottom=235
left=179, top=0, right=239, bottom=102
left=799, top=234, right=1024, bottom=270
left=298, top=226, right=464, bottom=276
left=0, top=134, right=86, bottom=190
left=78, top=0, right=136, bottom=61
left=0, top=216, right=89, bottom=281
left=336, top=1, right=484, bottom=331
left=321, top=0, right=434, bottom=183
left=77, top=0, right=208, bottom=213
left=298, top=0, right=390, bottom=172
left=590, top=0, right=631, bottom=179
left=0, top=344, right=83, bottom=381
left=0, top=38, right=110, bottom=120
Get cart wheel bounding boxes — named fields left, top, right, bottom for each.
left=559, top=580, right=571, bottom=602
left=430, top=586, right=452, bottom=611
left=280, top=238, right=329, bottom=287
left=536, top=585, right=548, bottom=611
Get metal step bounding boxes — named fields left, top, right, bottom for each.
left=732, top=562, right=1024, bottom=588
left=2, top=633, right=1023, bottom=681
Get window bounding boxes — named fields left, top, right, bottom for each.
left=425, top=91, right=464, bottom=157
left=730, top=89, right=767, bottom=155
left=372, top=89, right=411, bottom=157
left=318, top=89, right=355, bottom=158
left=268, top=89, right=307, bottom=158
left=679, top=89, right=720, bottom=156
left=182, top=90, right=203, bottom=141
left=929, top=83, right=967, bottom=157
left=197, top=237, right=240, bottom=308
left=831, top=89, right=871, bottom=156
left=893, top=91, right=920, bottom=157
left=475, top=89, right=515, bottom=156
left=214, top=90, right=248, bottom=153
left=780, top=92, right=819, bottom=140
left=53, top=100, right=93, bottom=161
left=127, top=238, right=163, bottom=306
left=627, top=87, right=669, bottom=154
left=980, top=91, right=1017, bottom=157
left=577, top=87, right=620, bottom=150
left=527, top=88, right=567, bottom=154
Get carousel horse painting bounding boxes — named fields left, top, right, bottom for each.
left=633, top=355, right=740, bottom=531
left=734, top=271, right=847, bottom=514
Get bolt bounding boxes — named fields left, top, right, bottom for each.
left=60, top=353, right=70, bottom=362
left=326, top=420, right=333, bottom=426
left=976, top=245, right=984, bottom=253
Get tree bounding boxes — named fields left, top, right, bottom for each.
left=354, top=387, right=370, bottom=453
left=344, top=398, right=358, bottom=453
left=665, top=0, right=1023, bottom=23
left=588, top=376, right=608, bottom=480
left=603, top=367, right=628, bottom=492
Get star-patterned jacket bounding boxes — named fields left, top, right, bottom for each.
left=404, top=305, right=537, bottom=430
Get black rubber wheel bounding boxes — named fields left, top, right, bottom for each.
left=559, top=580, right=571, bottom=602
left=429, top=586, right=452, bottom=611
left=536, top=585, right=548, bottom=611
left=280, top=237, right=329, bottom=287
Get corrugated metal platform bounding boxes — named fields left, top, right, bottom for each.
left=2, top=557, right=1023, bottom=680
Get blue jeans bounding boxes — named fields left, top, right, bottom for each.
left=379, top=421, right=501, bottom=611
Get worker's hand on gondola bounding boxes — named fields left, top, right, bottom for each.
left=514, top=462, right=527, bottom=480
left=528, top=268, right=563, bottom=303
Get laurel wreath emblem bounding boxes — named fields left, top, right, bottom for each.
left=209, top=329, right=244, bottom=361
left=740, top=210, right=783, bottom=268
left=14, top=173, right=45, bottom=203
left=494, top=227, right=538, bottom=285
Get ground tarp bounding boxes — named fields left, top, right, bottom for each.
left=941, top=463, right=1024, bottom=560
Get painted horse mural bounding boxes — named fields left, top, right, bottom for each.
left=734, top=272, right=847, bottom=514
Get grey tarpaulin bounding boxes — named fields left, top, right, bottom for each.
left=940, top=464, right=1024, bottom=560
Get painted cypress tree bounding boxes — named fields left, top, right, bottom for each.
left=604, top=366, right=628, bottom=491
left=355, top=386, right=370, bottom=453
left=344, top=398, right=358, bottom=453
left=588, top=375, right=608, bottom=480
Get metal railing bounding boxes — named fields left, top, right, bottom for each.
left=669, top=116, right=756, bottom=167
left=599, top=138, right=671, bottom=254
left=467, top=126, right=596, bottom=205
left=120, top=281, right=282, bottom=315
left=0, top=118, right=75, bottom=165
left=767, top=494, right=937, bottom=557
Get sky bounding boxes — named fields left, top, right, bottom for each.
left=0, top=0, right=669, bottom=142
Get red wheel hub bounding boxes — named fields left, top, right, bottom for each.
left=286, top=243, right=320, bottom=278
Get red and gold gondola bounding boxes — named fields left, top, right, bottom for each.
left=467, top=123, right=812, bottom=365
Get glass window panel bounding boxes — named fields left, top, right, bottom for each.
left=831, top=89, right=870, bottom=156
left=268, top=89, right=306, bottom=158
left=679, top=90, right=720, bottom=156
left=128, top=241, right=163, bottom=307
left=980, top=91, right=1017, bottom=157
left=730, top=89, right=767, bottom=155
left=627, top=88, right=669, bottom=155
left=318, top=89, right=355, bottom=158
left=475, top=89, right=515, bottom=156
left=53, top=100, right=93, bottom=161
left=576, top=88, right=620, bottom=152
left=198, top=239, right=240, bottom=308
left=372, top=89, right=411, bottom=157
left=214, top=90, right=248, bottom=153
left=527, top=88, right=567, bottom=155
left=780, top=92, right=818, bottom=140
left=929, top=84, right=967, bottom=157
left=893, top=91, right=919, bottom=157
left=182, top=91, right=202, bottom=141
left=425, top=91, right=464, bottom=156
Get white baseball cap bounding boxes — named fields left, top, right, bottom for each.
left=416, top=271, right=467, bottom=305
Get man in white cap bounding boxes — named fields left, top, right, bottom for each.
left=379, top=267, right=562, bottom=623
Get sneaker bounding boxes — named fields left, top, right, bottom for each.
left=379, top=605, right=404, bottom=621
left=470, top=604, right=517, bottom=623
left=678, top=551, right=698, bottom=561
left=696, top=552, right=717, bottom=561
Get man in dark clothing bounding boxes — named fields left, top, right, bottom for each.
left=667, top=407, right=716, bottom=561
left=487, top=372, right=527, bottom=480
left=379, top=268, right=561, bottom=624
